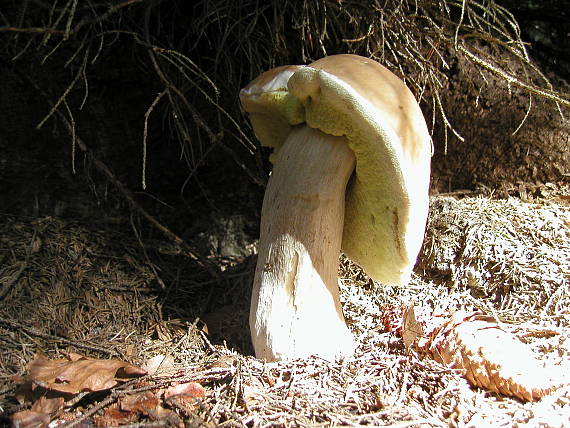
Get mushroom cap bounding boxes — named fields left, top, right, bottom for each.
left=239, top=65, right=306, bottom=159
left=240, top=54, right=432, bottom=286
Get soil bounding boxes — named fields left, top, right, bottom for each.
left=0, top=192, right=568, bottom=426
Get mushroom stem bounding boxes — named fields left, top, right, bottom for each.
left=250, top=125, right=356, bottom=361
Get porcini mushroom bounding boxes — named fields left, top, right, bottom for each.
left=240, top=54, right=432, bottom=361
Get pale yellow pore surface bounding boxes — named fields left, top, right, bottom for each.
left=288, top=56, right=431, bottom=286
left=250, top=126, right=356, bottom=361
left=241, top=54, right=431, bottom=286
left=239, top=65, right=305, bottom=154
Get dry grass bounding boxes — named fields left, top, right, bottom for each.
left=1, top=193, right=569, bottom=426
left=419, top=195, right=570, bottom=324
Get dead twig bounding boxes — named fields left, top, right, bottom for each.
left=0, top=229, right=37, bottom=300
left=0, top=26, right=64, bottom=34
left=0, top=318, right=118, bottom=356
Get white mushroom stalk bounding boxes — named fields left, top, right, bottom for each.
left=250, top=125, right=356, bottom=361
left=240, top=55, right=432, bottom=361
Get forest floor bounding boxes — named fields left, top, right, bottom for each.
left=0, top=190, right=569, bottom=427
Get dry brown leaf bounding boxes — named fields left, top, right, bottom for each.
left=163, top=381, right=206, bottom=416
left=163, top=381, right=206, bottom=400
left=94, top=392, right=167, bottom=427
left=143, top=354, right=176, bottom=375
left=14, top=380, right=68, bottom=411
left=119, top=391, right=161, bottom=414
left=147, top=406, right=183, bottom=426
left=11, top=353, right=148, bottom=423
left=13, top=378, right=69, bottom=421
left=93, top=391, right=184, bottom=427
left=427, top=311, right=566, bottom=401
left=93, top=403, right=140, bottom=427
left=401, top=306, right=424, bottom=350
left=21, top=353, right=146, bottom=394
left=10, top=410, right=50, bottom=428
left=30, top=396, right=65, bottom=416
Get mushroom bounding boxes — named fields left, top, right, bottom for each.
left=240, top=54, right=432, bottom=361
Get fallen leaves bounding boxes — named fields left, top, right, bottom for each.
left=94, top=390, right=175, bottom=427
left=7, top=313, right=567, bottom=427
left=11, top=353, right=146, bottom=426
left=163, top=382, right=207, bottom=418
left=10, top=410, right=50, bottom=428
left=143, top=354, right=176, bottom=375
left=164, top=381, right=206, bottom=400
left=10, top=352, right=211, bottom=427
left=402, top=307, right=569, bottom=402
left=19, top=353, right=146, bottom=394
left=93, top=381, right=206, bottom=427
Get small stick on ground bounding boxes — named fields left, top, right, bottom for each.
left=0, top=318, right=118, bottom=356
